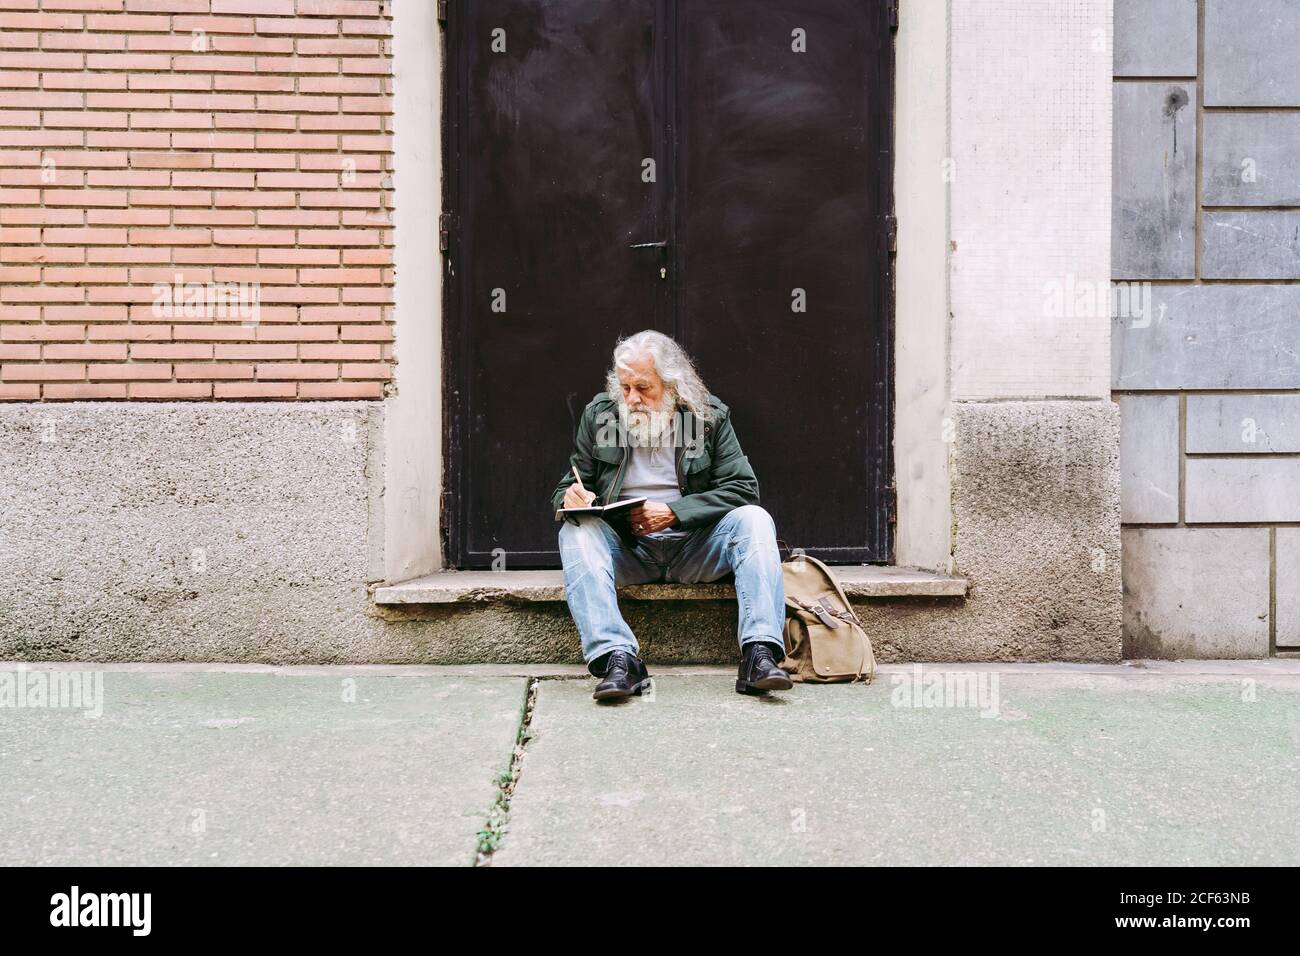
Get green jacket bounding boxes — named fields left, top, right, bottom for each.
left=550, top=392, right=760, bottom=531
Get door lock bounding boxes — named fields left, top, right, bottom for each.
left=630, top=240, right=669, bottom=280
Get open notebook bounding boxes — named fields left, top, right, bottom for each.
left=554, top=497, right=646, bottom=522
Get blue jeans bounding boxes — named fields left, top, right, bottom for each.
left=559, top=504, right=786, bottom=672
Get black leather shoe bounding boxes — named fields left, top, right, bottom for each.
left=736, top=642, right=793, bottom=695
left=592, top=650, right=652, bottom=702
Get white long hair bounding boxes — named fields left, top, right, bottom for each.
left=604, top=330, right=714, bottom=423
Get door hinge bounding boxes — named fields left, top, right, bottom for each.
left=439, top=212, right=453, bottom=251
left=888, top=0, right=899, bottom=32
left=437, top=0, right=447, bottom=24
left=885, top=214, right=898, bottom=253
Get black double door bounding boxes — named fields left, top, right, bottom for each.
left=444, top=0, right=894, bottom=568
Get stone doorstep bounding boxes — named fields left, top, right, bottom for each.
left=371, top=566, right=970, bottom=605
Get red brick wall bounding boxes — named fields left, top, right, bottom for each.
left=0, top=0, right=393, bottom=400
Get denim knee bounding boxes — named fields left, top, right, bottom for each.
left=729, top=505, right=776, bottom=538
left=559, top=517, right=612, bottom=561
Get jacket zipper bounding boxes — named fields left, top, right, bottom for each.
left=674, top=409, right=691, bottom=494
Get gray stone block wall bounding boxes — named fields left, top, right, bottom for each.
left=1113, top=81, right=1197, bottom=279
left=1118, top=395, right=1179, bottom=522
left=1203, top=113, right=1300, bottom=205
left=1113, top=0, right=1300, bottom=657
left=1201, top=211, right=1300, bottom=279
left=1187, top=394, right=1300, bottom=452
left=1115, top=0, right=1199, bottom=76
left=1277, top=529, right=1300, bottom=646
left=1124, top=527, right=1271, bottom=658
left=1113, top=285, right=1300, bottom=389
left=1186, top=459, right=1300, bottom=523
left=1204, top=0, right=1300, bottom=105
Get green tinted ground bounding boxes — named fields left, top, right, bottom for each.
left=3, top=664, right=1296, bottom=866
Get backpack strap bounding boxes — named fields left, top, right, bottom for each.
left=786, top=554, right=861, bottom=617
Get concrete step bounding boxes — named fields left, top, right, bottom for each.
left=372, top=566, right=969, bottom=605
left=368, top=566, right=973, bottom=666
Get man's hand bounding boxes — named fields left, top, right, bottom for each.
left=630, top=501, right=677, bottom=536
left=563, top=483, right=597, bottom=509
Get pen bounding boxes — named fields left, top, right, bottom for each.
left=561, top=466, right=590, bottom=525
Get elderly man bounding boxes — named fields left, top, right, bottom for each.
left=551, top=330, right=791, bottom=702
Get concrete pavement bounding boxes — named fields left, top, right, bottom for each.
left=0, top=667, right=526, bottom=865
left=2, top=662, right=1297, bottom=866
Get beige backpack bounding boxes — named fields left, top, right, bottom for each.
left=779, top=553, right=876, bottom=683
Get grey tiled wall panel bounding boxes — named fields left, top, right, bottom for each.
left=1114, top=0, right=1199, bottom=77
left=1277, top=529, right=1300, bottom=647
left=1123, top=528, right=1271, bottom=658
left=1113, top=82, right=1197, bottom=279
left=1203, top=211, right=1300, bottom=279
left=1117, top=1, right=1300, bottom=659
left=1206, top=0, right=1300, bottom=105
left=1112, top=285, right=1300, bottom=389
left=1118, top=395, right=1180, bottom=522
left=1188, top=394, right=1300, bottom=453
left=1186, top=458, right=1300, bottom=522
left=1204, top=113, right=1300, bottom=206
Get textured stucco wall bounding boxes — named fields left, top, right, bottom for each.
left=1113, top=0, right=1300, bottom=657
left=0, top=402, right=397, bottom=661
left=0, top=399, right=1120, bottom=665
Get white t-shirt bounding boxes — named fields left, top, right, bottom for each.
left=620, top=421, right=689, bottom=540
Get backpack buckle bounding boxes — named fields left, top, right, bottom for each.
left=812, top=598, right=841, bottom=629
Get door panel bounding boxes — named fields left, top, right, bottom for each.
left=449, top=0, right=669, bottom=565
left=446, top=0, right=893, bottom=567
left=676, top=0, right=893, bottom=561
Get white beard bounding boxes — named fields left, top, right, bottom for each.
left=619, top=394, right=678, bottom=447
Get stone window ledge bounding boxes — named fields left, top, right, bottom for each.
left=372, top=567, right=969, bottom=605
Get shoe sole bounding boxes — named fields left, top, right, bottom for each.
left=592, top=677, right=653, bottom=702
left=735, top=675, right=794, bottom=695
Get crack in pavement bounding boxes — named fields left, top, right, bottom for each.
left=474, top=677, right=541, bottom=865
left=473, top=674, right=598, bottom=864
